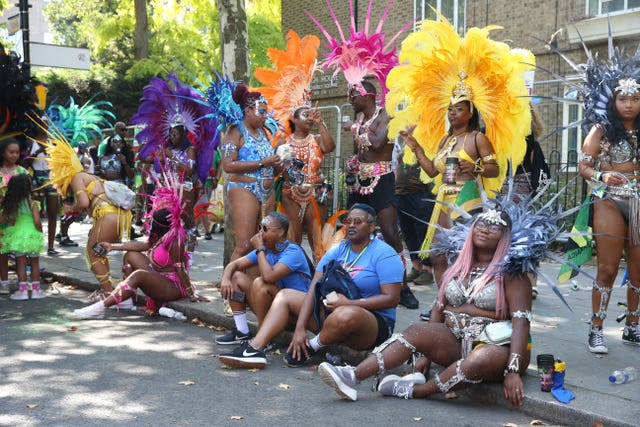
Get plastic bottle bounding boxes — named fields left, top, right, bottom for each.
left=158, top=307, right=187, bottom=320
left=609, top=366, right=637, bottom=384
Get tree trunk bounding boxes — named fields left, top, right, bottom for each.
left=133, top=0, right=149, bottom=60
left=218, top=0, right=249, bottom=265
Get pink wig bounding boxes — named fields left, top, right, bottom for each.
left=438, top=220, right=512, bottom=319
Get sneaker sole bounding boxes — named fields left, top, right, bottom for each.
left=30, top=294, right=47, bottom=300
left=622, top=340, right=640, bottom=346
left=215, top=339, right=248, bottom=346
left=318, top=363, right=357, bottom=401
left=219, top=355, right=267, bottom=369
left=73, top=310, right=105, bottom=320
left=588, top=345, right=608, bottom=354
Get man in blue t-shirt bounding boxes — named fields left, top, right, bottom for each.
left=216, top=212, right=312, bottom=346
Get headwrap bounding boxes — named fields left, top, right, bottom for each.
left=130, top=74, right=219, bottom=183
left=253, top=30, right=320, bottom=134
left=306, top=0, right=412, bottom=102
left=385, top=12, right=533, bottom=195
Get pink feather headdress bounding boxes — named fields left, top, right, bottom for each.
left=306, top=0, right=412, bottom=101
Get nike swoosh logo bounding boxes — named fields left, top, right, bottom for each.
left=242, top=349, right=259, bottom=357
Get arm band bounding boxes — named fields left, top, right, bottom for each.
left=511, top=310, right=532, bottom=321
left=504, top=353, right=522, bottom=376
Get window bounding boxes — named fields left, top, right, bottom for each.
left=587, top=0, right=640, bottom=16
left=562, top=88, right=584, bottom=171
left=415, top=0, right=466, bottom=34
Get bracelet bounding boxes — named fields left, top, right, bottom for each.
left=256, top=246, right=266, bottom=253
left=591, top=171, right=603, bottom=182
left=258, top=161, right=263, bottom=169
left=503, top=353, right=522, bottom=376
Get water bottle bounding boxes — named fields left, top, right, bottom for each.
left=158, top=307, right=187, bottom=320
left=609, top=366, right=637, bottom=384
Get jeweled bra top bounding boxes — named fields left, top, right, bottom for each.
left=600, top=130, right=640, bottom=164
left=444, top=276, right=497, bottom=311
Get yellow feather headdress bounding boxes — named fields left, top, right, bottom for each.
left=30, top=116, right=83, bottom=196
left=253, top=30, right=320, bottom=134
left=386, top=15, right=534, bottom=194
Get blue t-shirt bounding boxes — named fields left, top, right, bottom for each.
left=316, top=238, right=403, bottom=329
left=246, top=241, right=311, bottom=292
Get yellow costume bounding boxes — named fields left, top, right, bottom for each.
left=385, top=11, right=534, bottom=253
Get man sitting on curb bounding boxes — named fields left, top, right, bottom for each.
left=215, top=212, right=312, bottom=349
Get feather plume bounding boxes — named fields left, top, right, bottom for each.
left=47, top=96, right=115, bottom=147
left=386, top=14, right=532, bottom=195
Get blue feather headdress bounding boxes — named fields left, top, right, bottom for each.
left=46, top=96, right=115, bottom=147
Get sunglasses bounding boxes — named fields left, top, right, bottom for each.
left=475, top=220, right=503, bottom=234
left=262, top=225, right=281, bottom=232
left=343, top=217, right=369, bottom=226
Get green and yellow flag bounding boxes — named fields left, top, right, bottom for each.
left=557, top=197, right=593, bottom=283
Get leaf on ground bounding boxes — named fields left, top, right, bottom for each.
left=530, top=420, right=545, bottom=425
left=273, top=349, right=281, bottom=355
left=230, top=415, right=243, bottom=420
left=248, top=368, right=260, bottom=373
left=26, top=403, right=38, bottom=409
left=254, top=381, right=259, bottom=385
left=178, top=380, right=196, bottom=385
left=209, top=325, right=226, bottom=331
left=444, top=391, right=457, bottom=399
left=65, top=285, right=78, bottom=290
left=412, top=417, right=423, bottom=421
left=67, top=326, right=77, bottom=332
left=278, top=383, right=291, bottom=390
left=503, top=423, right=518, bottom=427
left=220, top=364, right=233, bottom=369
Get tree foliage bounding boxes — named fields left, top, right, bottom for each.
left=39, top=0, right=283, bottom=121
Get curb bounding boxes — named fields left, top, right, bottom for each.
left=60, top=273, right=634, bottom=427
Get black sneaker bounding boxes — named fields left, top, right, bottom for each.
left=219, top=342, right=267, bottom=369
left=47, top=248, right=59, bottom=256
left=204, top=232, right=212, bottom=240
left=622, top=323, right=640, bottom=346
left=588, top=325, right=608, bottom=354
left=283, top=347, right=316, bottom=367
left=399, top=287, right=419, bottom=309
left=215, top=328, right=252, bottom=346
left=59, top=237, right=79, bottom=247
left=419, top=309, right=431, bottom=322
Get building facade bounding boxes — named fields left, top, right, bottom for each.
left=282, top=0, right=640, bottom=209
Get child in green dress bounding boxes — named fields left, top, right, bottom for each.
left=0, top=174, right=46, bottom=300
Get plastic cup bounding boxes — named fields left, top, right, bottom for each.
left=536, top=354, right=555, bottom=392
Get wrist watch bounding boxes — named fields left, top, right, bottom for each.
left=258, top=160, right=264, bottom=169
left=256, top=246, right=267, bottom=253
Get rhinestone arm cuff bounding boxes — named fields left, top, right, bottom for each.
left=581, top=153, right=595, bottom=164
left=504, top=353, right=521, bottom=376
left=511, top=310, right=532, bottom=321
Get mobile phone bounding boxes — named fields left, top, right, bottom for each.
left=92, top=243, right=107, bottom=257
left=230, top=289, right=245, bottom=303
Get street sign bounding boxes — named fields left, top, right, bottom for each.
left=7, top=14, right=20, bottom=36
left=29, top=41, right=90, bottom=70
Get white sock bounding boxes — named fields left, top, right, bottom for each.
left=309, top=335, right=324, bottom=351
left=233, top=311, right=249, bottom=334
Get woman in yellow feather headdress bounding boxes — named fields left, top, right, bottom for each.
left=40, top=125, right=132, bottom=302
left=386, top=14, right=532, bottom=285
left=253, top=30, right=336, bottom=262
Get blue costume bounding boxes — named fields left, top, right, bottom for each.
left=226, top=128, right=274, bottom=203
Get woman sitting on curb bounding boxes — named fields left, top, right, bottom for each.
left=216, top=212, right=312, bottom=347
left=317, top=209, right=532, bottom=407
left=73, top=208, right=208, bottom=319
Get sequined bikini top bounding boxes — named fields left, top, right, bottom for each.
left=599, top=130, right=640, bottom=164
left=444, top=273, right=497, bottom=311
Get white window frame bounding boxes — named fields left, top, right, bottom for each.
left=586, top=0, right=640, bottom=16
left=414, top=0, right=466, bottom=34
left=562, top=88, right=584, bottom=172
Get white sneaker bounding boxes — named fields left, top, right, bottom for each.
left=73, top=302, right=106, bottom=319
left=30, top=288, right=47, bottom=299
left=318, top=362, right=359, bottom=401
left=10, top=288, right=29, bottom=300
left=377, top=372, right=427, bottom=399
left=108, top=298, right=134, bottom=310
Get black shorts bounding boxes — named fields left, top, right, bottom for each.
left=348, top=173, right=396, bottom=213
left=373, top=311, right=393, bottom=347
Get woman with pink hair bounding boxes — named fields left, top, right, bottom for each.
left=318, top=209, right=532, bottom=407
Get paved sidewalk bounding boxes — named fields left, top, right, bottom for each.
left=31, top=222, right=640, bottom=427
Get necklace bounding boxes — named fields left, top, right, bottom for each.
left=465, top=265, right=487, bottom=291
left=343, top=240, right=371, bottom=272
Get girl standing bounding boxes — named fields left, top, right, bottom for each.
left=0, top=138, right=30, bottom=295
left=0, top=174, right=46, bottom=299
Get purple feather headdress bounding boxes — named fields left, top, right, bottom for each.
left=306, top=0, right=412, bottom=101
left=131, top=74, right=219, bottom=183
